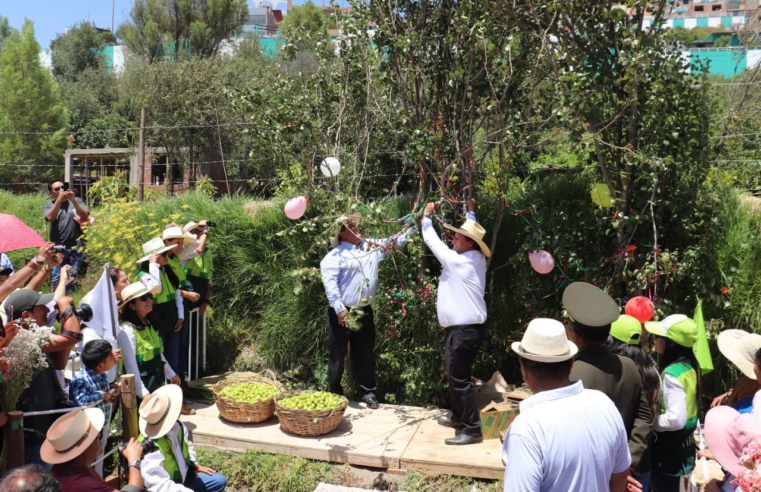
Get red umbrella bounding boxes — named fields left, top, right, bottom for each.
left=0, top=213, right=49, bottom=253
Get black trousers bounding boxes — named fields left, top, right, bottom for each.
left=446, top=325, right=485, bottom=436
left=327, top=306, right=377, bottom=398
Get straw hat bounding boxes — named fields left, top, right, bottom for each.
left=330, top=214, right=362, bottom=248
left=118, top=282, right=161, bottom=310
left=562, top=282, right=620, bottom=328
left=139, top=384, right=184, bottom=439
left=184, top=220, right=209, bottom=232
left=40, top=408, right=105, bottom=464
left=644, top=314, right=697, bottom=348
left=443, top=219, right=491, bottom=257
left=511, top=318, right=578, bottom=363
left=136, top=238, right=176, bottom=264
left=718, top=329, right=761, bottom=380
left=162, top=226, right=197, bottom=245
left=705, top=405, right=761, bottom=476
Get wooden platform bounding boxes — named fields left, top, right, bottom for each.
left=183, top=401, right=505, bottom=480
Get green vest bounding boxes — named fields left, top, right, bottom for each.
left=167, top=257, right=189, bottom=290
left=185, top=250, right=213, bottom=281
left=139, top=423, right=195, bottom=484
left=136, top=269, right=177, bottom=305
left=652, top=361, right=698, bottom=476
left=136, top=269, right=178, bottom=335
left=125, top=321, right=165, bottom=394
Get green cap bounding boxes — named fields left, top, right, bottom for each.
left=644, top=314, right=697, bottom=348
left=610, top=315, right=642, bottom=345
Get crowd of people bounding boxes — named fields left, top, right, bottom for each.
left=0, top=182, right=221, bottom=492
left=0, top=184, right=759, bottom=492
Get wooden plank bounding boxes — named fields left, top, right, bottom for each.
left=185, top=401, right=431, bottom=471
left=399, top=420, right=504, bottom=480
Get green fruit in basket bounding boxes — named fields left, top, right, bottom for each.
left=219, top=382, right=278, bottom=403
left=277, top=391, right=343, bottom=411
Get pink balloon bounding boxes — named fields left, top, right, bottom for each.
left=528, top=250, right=555, bottom=274
left=284, top=196, right=307, bottom=220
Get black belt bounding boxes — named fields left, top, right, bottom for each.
left=445, top=324, right=483, bottom=332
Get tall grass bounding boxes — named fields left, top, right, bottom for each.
left=0, top=191, right=51, bottom=266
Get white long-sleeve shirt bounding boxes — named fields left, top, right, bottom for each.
left=422, top=214, right=487, bottom=327
left=139, top=263, right=184, bottom=319
left=655, top=373, right=687, bottom=432
left=120, top=322, right=176, bottom=399
left=141, top=422, right=197, bottom=492
left=320, top=231, right=412, bottom=313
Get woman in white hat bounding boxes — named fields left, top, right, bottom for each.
left=119, top=282, right=181, bottom=399
left=710, top=329, right=761, bottom=414
left=138, top=385, right=226, bottom=492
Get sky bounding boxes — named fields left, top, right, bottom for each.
left=1, top=0, right=349, bottom=51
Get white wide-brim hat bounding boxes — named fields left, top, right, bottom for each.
left=63, top=354, right=82, bottom=380
left=163, top=226, right=197, bottom=245
left=139, top=384, right=183, bottom=439
left=443, top=219, right=491, bottom=257
left=118, top=282, right=162, bottom=310
left=330, top=214, right=362, bottom=247
left=40, top=408, right=105, bottom=464
left=718, top=329, right=761, bottom=380
left=512, top=318, right=578, bottom=362
left=136, top=237, right=176, bottom=264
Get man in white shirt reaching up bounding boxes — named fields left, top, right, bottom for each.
left=319, top=214, right=414, bottom=409
left=503, top=318, right=631, bottom=492
left=422, top=198, right=489, bottom=445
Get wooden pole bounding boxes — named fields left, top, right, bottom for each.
left=6, top=411, right=24, bottom=470
left=120, top=375, right=138, bottom=442
left=137, top=107, right=146, bottom=203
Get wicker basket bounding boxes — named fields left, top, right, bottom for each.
left=274, top=389, right=348, bottom=437
left=212, top=370, right=285, bottom=424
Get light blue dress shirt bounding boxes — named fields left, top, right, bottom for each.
left=0, top=253, right=13, bottom=274
left=320, top=229, right=414, bottom=313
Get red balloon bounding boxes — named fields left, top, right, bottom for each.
left=625, top=296, right=654, bottom=324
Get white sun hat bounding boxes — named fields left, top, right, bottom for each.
left=718, top=329, right=761, bottom=380
left=512, top=318, right=578, bottom=363
left=136, top=238, right=176, bottom=264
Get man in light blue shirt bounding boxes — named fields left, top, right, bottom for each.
left=319, top=214, right=413, bottom=409
left=0, top=253, right=13, bottom=275
left=504, top=318, right=631, bottom=492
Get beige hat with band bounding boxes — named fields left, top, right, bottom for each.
left=139, top=384, right=184, bottom=439
left=136, top=238, right=176, bottom=264
left=512, top=318, right=578, bottom=363
left=119, top=282, right=161, bottom=310
left=162, top=226, right=197, bottom=245
left=718, top=329, right=761, bottom=380
left=40, top=408, right=105, bottom=465
left=443, top=219, right=491, bottom=257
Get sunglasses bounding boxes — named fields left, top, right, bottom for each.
left=138, top=293, right=153, bottom=301
left=53, top=186, right=64, bottom=192
left=158, top=252, right=169, bottom=258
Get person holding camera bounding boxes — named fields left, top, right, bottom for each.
left=42, top=408, right=146, bottom=492
left=137, top=385, right=226, bottom=492
left=69, top=340, right=122, bottom=477
left=4, top=271, right=84, bottom=467
left=0, top=244, right=63, bottom=324
left=44, top=180, right=89, bottom=294
left=182, top=221, right=213, bottom=319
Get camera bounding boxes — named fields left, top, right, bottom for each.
left=59, top=304, right=93, bottom=323
left=63, top=182, right=70, bottom=191
left=53, top=245, right=67, bottom=254
left=118, top=439, right=154, bottom=458
left=206, top=221, right=217, bottom=228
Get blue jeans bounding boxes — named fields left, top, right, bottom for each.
left=161, top=330, right=182, bottom=379
left=650, top=472, right=683, bottom=492
left=51, top=249, right=86, bottom=294
left=636, top=471, right=652, bottom=492
left=184, top=471, right=226, bottom=492
left=177, top=315, right=190, bottom=382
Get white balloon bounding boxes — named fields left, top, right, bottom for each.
left=320, top=157, right=341, bottom=177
